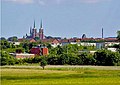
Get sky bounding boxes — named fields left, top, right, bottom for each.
left=1, top=0, right=120, bottom=39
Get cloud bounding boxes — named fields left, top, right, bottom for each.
left=3, top=0, right=112, bottom=5
left=38, top=0, right=45, bottom=5
left=3, top=0, right=62, bottom=5
left=79, top=0, right=111, bottom=3
left=4, top=0, right=34, bottom=4
left=37, top=0, right=64, bottom=5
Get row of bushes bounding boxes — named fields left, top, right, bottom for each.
left=1, top=50, right=120, bottom=66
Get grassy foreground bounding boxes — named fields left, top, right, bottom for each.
left=1, top=66, right=120, bottom=85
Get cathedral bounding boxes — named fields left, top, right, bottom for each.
left=26, top=20, right=44, bottom=40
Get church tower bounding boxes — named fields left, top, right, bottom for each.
left=39, top=20, right=44, bottom=40
left=32, top=20, right=37, bottom=38
left=30, top=26, right=32, bottom=36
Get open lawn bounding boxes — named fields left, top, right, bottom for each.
left=1, top=66, right=120, bottom=85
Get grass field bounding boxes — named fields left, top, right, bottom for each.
left=1, top=66, right=120, bottom=85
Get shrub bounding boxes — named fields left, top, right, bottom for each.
left=94, top=50, right=120, bottom=66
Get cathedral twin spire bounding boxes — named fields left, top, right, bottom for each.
left=33, top=20, right=42, bottom=29
left=29, top=20, right=44, bottom=39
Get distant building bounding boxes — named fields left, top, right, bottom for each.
left=26, top=20, right=44, bottom=40
left=30, top=46, right=49, bottom=56
left=41, top=48, right=49, bottom=55
left=60, top=39, right=70, bottom=46
left=10, top=53, right=35, bottom=59
left=96, top=42, right=105, bottom=49
left=29, top=38, right=36, bottom=43
left=42, top=39, right=60, bottom=47
left=30, top=48, right=40, bottom=55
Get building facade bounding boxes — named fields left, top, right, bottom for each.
left=30, top=47, right=49, bottom=56
left=10, top=53, right=35, bottom=59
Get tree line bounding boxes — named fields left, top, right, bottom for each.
left=1, top=49, right=120, bottom=66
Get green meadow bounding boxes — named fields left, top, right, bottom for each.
left=1, top=66, right=120, bottom=85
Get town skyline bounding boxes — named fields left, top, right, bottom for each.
left=1, top=0, right=120, bottom=38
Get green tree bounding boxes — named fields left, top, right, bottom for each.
left=68, top=53, right=78, bottom=65
left=22, top=43, right=29, bottom=53
left=40, top=58, right=47, bottom=70
left=78, top=52, right=88, bottom=65
left=46, top=43, right=52, bottom=49
left=57, top=45, right=64, bottom=55
left=0, top=37, right=6, bottom=40
left=32, top=56, right=41, bottom=63
left=117, top=31, right=120, bottom=41
left=94, top=50, right=120, bottom=66
left=34, top=37, right=40, bottom=41
left=0, top=51, right=16, bottom=65
left=59, top=53, right=69, bottom=65
left=47, top=54, right=59, bottom=65
left=0, top=40, right=12, bottom=49
left=7, top=36, right=18, bottom=42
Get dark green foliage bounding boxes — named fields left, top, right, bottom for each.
left=34, top=37, right=40, bottom=41
left=0, top=51, right=16, bottom=65
left=57, top=45, right=64, bottom=55
left=7, top=36, right=18, bottom=42
left=16, top=48, right=25, bottom=53
left=22, top=43, right=29, bottom=53
left=59, top=53, right=69, bottom=65
left=0, top=37, right=6, bottom=40
left=46, top=43, right=52, bottom=49
left=78, top=53, right=95, bottom=65
left=23, top=58, right=34, bottom=64
left=32, top=56, right=41, bottom=63
left=94, top=50, right=120, bottom=66
left=117, top=31, right=120, bottom=41
left=0, top=40, right=12, bottom=49
left=47, top=55, right=59, bottom=65
left=40, top=58, right=47, bottom=69
left=68, top=54, right=79, bottom=65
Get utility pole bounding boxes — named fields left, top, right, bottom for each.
left=102, top=28, right=103, bottom=38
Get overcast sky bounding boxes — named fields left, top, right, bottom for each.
left=1, top=0, right=120, bottom=38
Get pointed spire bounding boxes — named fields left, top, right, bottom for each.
left=40, top=19, right=42, bottom=29
left=34, top=20, right=35, bottom=28
left=30, top=26, right=32, bottom=34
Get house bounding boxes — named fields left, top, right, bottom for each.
left=104, top=38, right=119, bottom=47
left=29, top=38, right=36, bottom=43
left=10, top=53, right=35, bottom=59
left=96, top=42, right=105, bottom=49
left=30, top=47, right=40, bottom=55
left=42, top=39, right=60, bottom=47
left=69, top=38, right=78, bottom=44
left=30, top=47, right=49, bottom=56
left=18, top=38, right=25, bottom=42
left=51, top=39, right=60, bottom=47
left=79, top=42, right=96, bottom=46
left=60, top=39, right=70, bottom=46
left=41, top=48, right=49, bottom=55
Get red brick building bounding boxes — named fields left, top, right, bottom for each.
left=30, top=47, right=48, bottom=56
left=41, top=48, right=49, bottom=55
left=30, top=48, right=40, bottom=55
